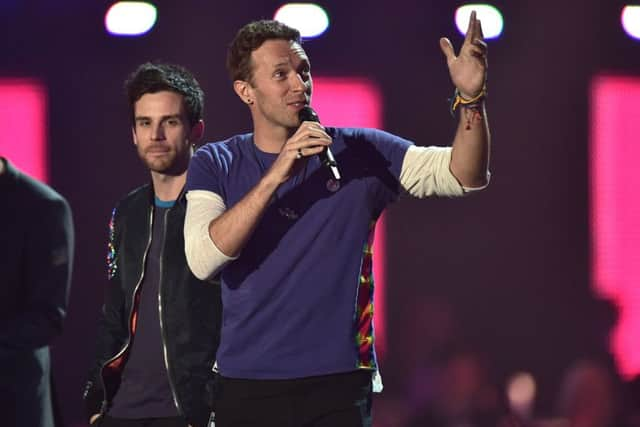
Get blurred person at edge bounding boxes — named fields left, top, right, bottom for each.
left=0, top=157, right=74, bottom=427
left=404, top=347, right=504, bottom=427
left=554, top=359, right=624, bottom=427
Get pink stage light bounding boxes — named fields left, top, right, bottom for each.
left=0, top=79, right=48, bottom=182
left=311, top=77, right=388, bottom=360
left=591, top=75, right=640, bottom=380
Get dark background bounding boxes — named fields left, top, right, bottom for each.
left=1, top=0, right=638, bottom=425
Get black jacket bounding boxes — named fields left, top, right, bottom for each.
left=0, top=158, right=74, bottom=427
left=83, top=184, right=222, bottom=427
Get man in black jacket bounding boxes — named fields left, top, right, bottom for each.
left=0, top=157, right=74, bottom=427
left=84, top=62, right=222, bottom=427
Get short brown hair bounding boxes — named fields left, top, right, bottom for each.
left=125, top=62, right=204, bottom=127
left=226, top=20, right=301, bottom=83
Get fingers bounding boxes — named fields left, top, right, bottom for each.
left=464, top=11, right=485, bottom=45
left=293, top=145, right=324, bottom=160
left=476, top=13, right=484, bottom=41
left=468, top=39, right=488, bottom=58
left=289, top=138, right=330, bottom=156
left=285, top=122, right=331, bottom=160
left=462, top=12, right=488, bottom=60
left=264, top=122, right=331, bottom=184
left=459, top=11, right=488, bottom=60
left=284, top=143, right=326, bottom=164
left=291, top=122, right=331, bottom=146
left=297, top=121, right=328, bottom=137
left=466, top=10, right=484, bottom=42
left=439, top=37, right=456, bottom=63
left=443, top=11, right=488, bottom=63
left=464, top=10, right=476, bottom=43
left=473, top=39, right=488, bottom=50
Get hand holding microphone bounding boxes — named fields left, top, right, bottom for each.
left=299, top=106, right=341, bottom=181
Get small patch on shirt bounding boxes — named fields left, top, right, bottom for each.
left=326, top=178, right=341, bottom=193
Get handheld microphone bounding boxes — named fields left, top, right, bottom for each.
left=299, top=106, right=341, bottom=181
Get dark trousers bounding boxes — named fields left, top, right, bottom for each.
left=213, top=370, right=372, bottom=427
left=1, top=347, right=54, bottom=427
left=98, top=415, right=188, bottom=427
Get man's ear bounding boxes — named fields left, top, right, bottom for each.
left=131, top=127, right=138, bottom=146
left=189, top=120, right=205, bottom=143
left=233, top=80, right=254, bottom=105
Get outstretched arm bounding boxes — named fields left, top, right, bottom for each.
left=440, top=10, right=490, bottom=188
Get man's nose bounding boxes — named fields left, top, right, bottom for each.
left=291, top=73, right=308, bottom=92
left=151, top=123, right=166, bottom=140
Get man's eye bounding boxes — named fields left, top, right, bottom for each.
left=138, top=121, right=151, bottom=127
left=166, top=119, right=180, bottom=126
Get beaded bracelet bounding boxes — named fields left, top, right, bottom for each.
left=449, top=86, right=487, bottom=116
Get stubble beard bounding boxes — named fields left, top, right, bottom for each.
left=256, top=99, right=300, bottom=132
left=138, top=146, right=176, bottom=175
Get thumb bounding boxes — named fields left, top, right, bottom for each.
left=439, top=37, right=455, bottom=64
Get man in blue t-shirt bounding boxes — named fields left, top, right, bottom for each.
left=184, top=17, right=490, bottom=427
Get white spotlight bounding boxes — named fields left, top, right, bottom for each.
left=622, top=5, right=640, bottom=40
left=274, top=3, right=329, bottom=39
left=105, top=2, right=157, bottom=36
left=455, top=4, right=504, bottom=39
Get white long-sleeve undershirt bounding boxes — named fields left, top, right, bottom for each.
left=184, top=145, right=489, bottom=280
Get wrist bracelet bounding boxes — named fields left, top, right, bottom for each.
left=449, top=86, right=487, bottom=116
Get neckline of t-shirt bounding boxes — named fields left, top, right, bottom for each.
left=154, top=197, right=175, bottom=208
left=247, top=134, right=279, bottom=160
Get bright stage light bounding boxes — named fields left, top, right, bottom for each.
left=105, top=2, right=157, bottom=36
left=274, top=3, right=329, bottom=38
left=591, top=75, right=640, bottom=380
left=455, top=4, right=503, bottom=39
left=621, top=5, right=640, bottom=40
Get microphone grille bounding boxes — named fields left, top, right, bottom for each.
left=299, top=106, right=319, bottom=123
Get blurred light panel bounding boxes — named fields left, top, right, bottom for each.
left=506, top=372, right=536, bottom=419
left=622, top=5, right=640, bottom=40
left=591, top=75, right=640, bottom=380
left=274, top=3, right=329, bottom=38
left=312, top=78, right=382, bottom=129
left=0, top=80, right=48, bottom=182
left=105, top=2, right=157, bottom=36
left=455, top=4, right=503, bottom=39
left=312, top=77, right=387, bottom=360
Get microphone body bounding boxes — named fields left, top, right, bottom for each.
left=299, top=106, right=341, bottom=180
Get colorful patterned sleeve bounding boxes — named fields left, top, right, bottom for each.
left=106, top=207, right=118, bottom=280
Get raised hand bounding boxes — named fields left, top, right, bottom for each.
left=439, top=10, right=488, bottom=99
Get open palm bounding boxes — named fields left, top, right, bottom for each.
left=440, top=11, right=488, bottom=99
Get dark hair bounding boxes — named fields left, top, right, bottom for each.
left=226, top=20, right=301, bottom=82
left=124, top=62, right=204, bottom=127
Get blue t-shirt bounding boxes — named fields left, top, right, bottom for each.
left=186, top=127, right=411, bottom=379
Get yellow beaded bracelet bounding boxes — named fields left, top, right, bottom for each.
left=449, top=86, right=487, bottom=116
